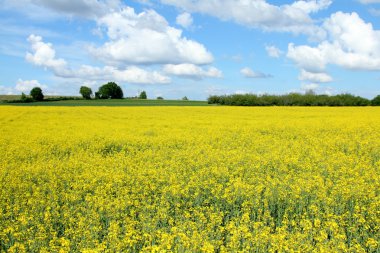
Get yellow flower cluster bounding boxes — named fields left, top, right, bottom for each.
left=0, top=106, right=379, bottom=252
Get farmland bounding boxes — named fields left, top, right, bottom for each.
left=0, top=96, right=209, bottom=107
left=0, top=106, right=379, bottom=252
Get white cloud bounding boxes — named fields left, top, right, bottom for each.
left=13, top=3, right=215, bottom=72
left=176, top=12, right=193, bottom=29
left=112, top=67, right=171, bottom=84
left=26, top=34, right=68, bottom=74
left=160, top=0, right=331, bottom=37
left=91, top=7, right=213, bottom=65
left=299, top=69, right=333, bottom=83
left=287, top=12, right=380, bottom=72
left=15, top=79, right=47, bottom=93
left=58, top=65, right=171, bottom=84
left=163, top=64, right=222, bottom=79
left=265, top=45, right=282, bottom=58
left=26, top=35, right=171, bottom=84
left=324, top=12, right=380, bottom=57
left=240, top=67, right=272, bottom=78
left=287, top=43, right=326, bottom=72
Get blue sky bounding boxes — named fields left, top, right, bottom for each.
left=1, top=0, right=380, bottom=100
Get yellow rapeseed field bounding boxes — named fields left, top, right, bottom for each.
left=0, top=106, right=379, bottom=252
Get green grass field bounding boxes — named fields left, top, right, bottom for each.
left=0, top=95, right=209, bottom=106
left=0, top=95, right=22, bottom=101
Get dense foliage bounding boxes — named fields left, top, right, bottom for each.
left=30, top=87, right=44, bottom=101
left=95, top=82, right=123, bottom=99
left=20, top=93, right=34, bottom=103
left=372, top=95, right=380, bottom=106
left=79, top=86, right=93, bottom=99
left=0, top=107, right=379, bottom=252
left=139, top=91, right=147, bottom=99
left=208, top=93, right=377, bottom=106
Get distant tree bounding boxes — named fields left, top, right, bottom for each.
left=182, top=96, right=189, bottom=101
left=30, top=87, right=44, bottom=101
left=96, top=82, right=123, bottom=99
left=207, top=93, right=373, bottom=106
left=157, top=96, right=164, bottom=100
left=19, top=92, right=33, bottom=103
left=139, top=91, right=147, bottom=99
left=79, top=86, right=93, bottom=99
left=207, top=95, right=221, bottom=104
left=372, top=95, right=380, bottom=106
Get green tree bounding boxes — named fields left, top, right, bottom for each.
left=96, top=82, right=123, bottom=99
left=79, top=86, right=93, bottom=99
left=182, top=96, right=189, bottom=101
left=30, top=87, right=44, bottom=101
left=156, top=96, right=164, bottom=100
left=21, top=92, right=27, bottom=101
left=372, top=95, right=380, bottom=106
left=139, top=91, right=147, bottom=99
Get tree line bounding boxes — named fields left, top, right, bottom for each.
left=208, top=93, right=380, bottom=106
left=8, top=81, right=380, bottom=106
left=11, top=82, right=150, bottom=103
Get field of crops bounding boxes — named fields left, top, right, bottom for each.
left=0, top=106, right=379, bottom=252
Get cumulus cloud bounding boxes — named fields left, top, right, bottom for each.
left=15, top=79, right=47, bottom=92
left=265, top=45, right=283, bottom=58
left=160, top=0, right=331, bottom=37
left=176, top=12, right=193, bottom=28
left=240, top=67, right=272, bottom=78
left=26, top=34, right=68, bottom=74
left=299, top=69, right=333, bottom=83
left=58, top=65, right=171, bottom=84
left=90, top=7, right=213, bottom=65
left=112, top=67, right=171, bottom=84
left=287, top=43, right=327, bottom=72
left=16, top=3, right=215, bottom=68
left=287, top=12, right=380, bottom=72
left=26, top=35, right=171, bottom=84
left=163, top=64, right=222, bottom=79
